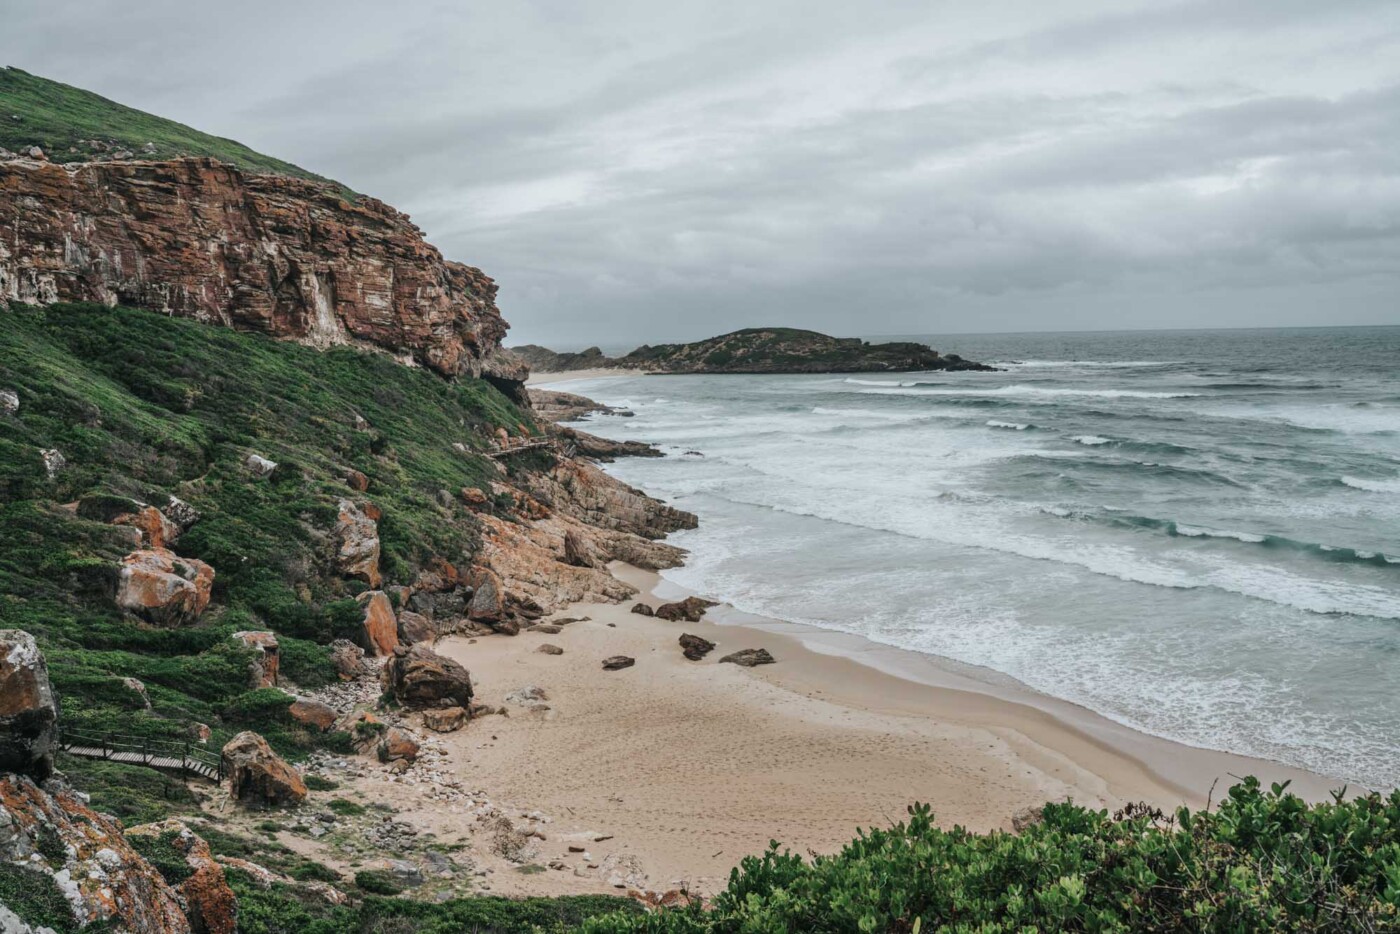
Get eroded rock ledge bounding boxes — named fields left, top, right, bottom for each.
left=0, top=156, right=525, bottom=393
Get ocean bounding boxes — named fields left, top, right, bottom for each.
left=545, top=327, right=1400, bottom=789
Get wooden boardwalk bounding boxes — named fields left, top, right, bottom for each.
left=60, top=734, right=223, bottom=783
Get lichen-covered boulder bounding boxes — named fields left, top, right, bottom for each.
left=116, top=548, right=214, bottom=626
left=466, top=566, right=505, bottom=623
left=221, top=731, right=306, bottom=807
left=380, top=644, right=473, bottom=710
left=376, top=727, right=420, bottom=764
left=0, top=630, right=58, bottom=779
left=422, top=706, right=468, bottom=733
left=396, top=609, right=436, bottom=646
left=127, top=820, right=237, bottom=934
left=358, top=591, right=399, bottom=657
left=0, top=774, right=189, bottom=932
left=113, top=504, right=182, bottom=548
left=288, top=699, right=338, bottom=732
left=231, top=631, right=279, bottom=687
left=328, top=639, right=367, bottom=681
left=335, top=499, right=381, bottom=586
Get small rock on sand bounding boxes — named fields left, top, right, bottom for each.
left=537, top=644, right=564, bottom=655
left=601, top=655, right=635, bottom=671
left=719, top=648, right=775, bottom=667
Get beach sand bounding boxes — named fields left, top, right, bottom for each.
left=526, top=368, right=644, bottom=386
left=391, top=563, right=1341, bottom=897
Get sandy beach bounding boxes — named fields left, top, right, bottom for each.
left=347, top=562, right=1341, bottom=898
left=526, top=367, right=645, bottom=386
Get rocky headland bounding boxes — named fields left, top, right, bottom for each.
left=515, top=326, right=995, bottom=375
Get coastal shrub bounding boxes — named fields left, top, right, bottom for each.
left=354, top=869, right=406, bottom=896
left=55, top=755, right=199, bottom=825
left=581, top=779, right=1400, bottom=933
left=0, top=863, right=79, bottom=932
left=127, top=828, right=195, bottom=886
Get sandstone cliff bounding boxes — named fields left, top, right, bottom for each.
left=0, top=156, right=527, bottom=397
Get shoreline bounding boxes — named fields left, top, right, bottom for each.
left=408, top=563, right=1342, bottom=897
left=526, top=367, right=646, bottom=386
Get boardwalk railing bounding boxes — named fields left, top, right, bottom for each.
left=59, top=727, right=224, bottom=783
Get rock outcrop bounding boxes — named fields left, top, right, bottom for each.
left=380, top=644, right=473, bottom=710
left=0, top=157, right=523, bottom=394
left=335, top=500, right=381, bottom=587
left=115, top=548, right=215, bottom=626
left=656, top=596, right=717, bottom=623
left=679, top=633, right=716, bottom=661
left=357, top=590, right=399, bottom=657
left=288, top=699, right=338, bottom=732
left=221, top=731, right=307, bottom=807
left=127, top=820, right=238, bottom=934
left=0, top=631, right=58, bottom=780
left=231, top=631, right=279, bottom=688
left=0, top=773, right=189, bottom=932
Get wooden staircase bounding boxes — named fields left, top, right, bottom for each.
left=59, top=728, right=224, bottom=783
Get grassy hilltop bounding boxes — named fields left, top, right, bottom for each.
left=0, top=66, right=336, bottom=184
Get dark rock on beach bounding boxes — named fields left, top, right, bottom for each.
left=679, top=633, right=715, bottom=661
left=719, top=648, right=775, bottom=667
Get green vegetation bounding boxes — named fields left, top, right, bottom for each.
left=0, top=863, right=81, bottom=932
left=581, top=779, right=1400, bottom=933
left=127, top=828, right=195, bottom=886
left=0, top=66, right=337, bottom=185
left=226, top=867, right=641, bottom=934
left=0, top=302, right=535, bottom=823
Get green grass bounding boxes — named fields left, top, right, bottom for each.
left=0, top=863, right=80, bottom=933
left=0, top=66, right=336, bottom=186
left=0, top=301, right=536, bottom=823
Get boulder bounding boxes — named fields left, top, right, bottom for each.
left=602, top=655, right=635, bottom=671
left=0, top=773, right=189, bottom=932
left=116, top=548, right=214, bottom=626
left=537, top=643, right=564, bottom=656
left=335, top=711, right=385, bottom=752
left=0, top=630, right=58, bottom=779
left=397, top=609, right=436, bottom=646
left=466, top=566, right=505, bottom=622
left=40, top=447, right=65, bottom=478
left=504, top=685, right=550, bottom=710
left=221, top=731, right=307, bottom=806
left=422, top=706, right=468, bottom=733
left=679, top=633, right=715, bottom=661
left=288, top=699, right=338, bottom=732
left=0, top=388, right=17, bottom=415
left=358, top=591, right=399, bottom=657
left=122, top=676, right=152, bottom=709
left=412, top=556, right=460, bottom=594
left=655, top=596, right=716, bottom=622
left=630, top=602, right=655, bottom=617
left=127, top=820, right=238, bottom=934
left=335, top=499, right=381, bottom=586
left=231, top=631, right=279, bottom=687
left=163, top=496, right=201, bottom=531
left=344, top=468, right=369, bottom=492
left=376, top=727, right=420, bottom=764
left=719, top=648, right=775, bottom=667
left=328, top=639, right=366, bottom=680
left=460, top=486, right=489, bottom=506
left=562, top=529, right=598, bottom=567
left=380, top=643, right=473, bottom=709
left=112, top=504, right=181, bottom=548
left=244, top=453, right=278, bottom=477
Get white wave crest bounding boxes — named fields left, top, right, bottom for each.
left=1071, top=435, right=1112, bottom=446
left=857, top=384, right=1200, bottom=400
left=1341, top=476, right=1400, bottom=493
left=1175, top=525, right=1267, bottom=544
left=986, top=420, right=1030, bottom=430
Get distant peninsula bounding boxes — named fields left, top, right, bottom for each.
left=514, top=327, right=995, bottom=374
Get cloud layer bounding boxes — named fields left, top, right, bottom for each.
left=5, top=0, right=1398, bottom=344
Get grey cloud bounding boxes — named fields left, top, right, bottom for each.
left=2, top=0, right=1397, bottom=346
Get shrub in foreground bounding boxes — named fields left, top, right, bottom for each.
left=583, top=779, right=1400, bottom=933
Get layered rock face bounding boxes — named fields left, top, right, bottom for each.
left=0, top=630, right=58, bottom=779
left=0, top=157, right=524, bottom=392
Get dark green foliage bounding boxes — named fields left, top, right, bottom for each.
left=0, top=862, right=79, bottom=932
left=0, top=66, right=341, bottom=186
left=304, top=774, right=339, bottom=792
left=355, top=869, right=406, bottom=896
left=582, top=779, right=1400, bottom=933
left=127, top=829, right=195, bottom=886
left=55, top=754, right=199, bottom=825
left=326, top=798, right=366, bottom=816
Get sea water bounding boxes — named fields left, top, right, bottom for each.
left=546, top=327, right=1400, bottom=788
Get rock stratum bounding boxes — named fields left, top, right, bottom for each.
left=515, top=326, right=994, bottom=374
left=0, top=155, right=526, bottom=396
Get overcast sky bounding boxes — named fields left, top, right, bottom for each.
left=4, top=0, right=1398, bottom=346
